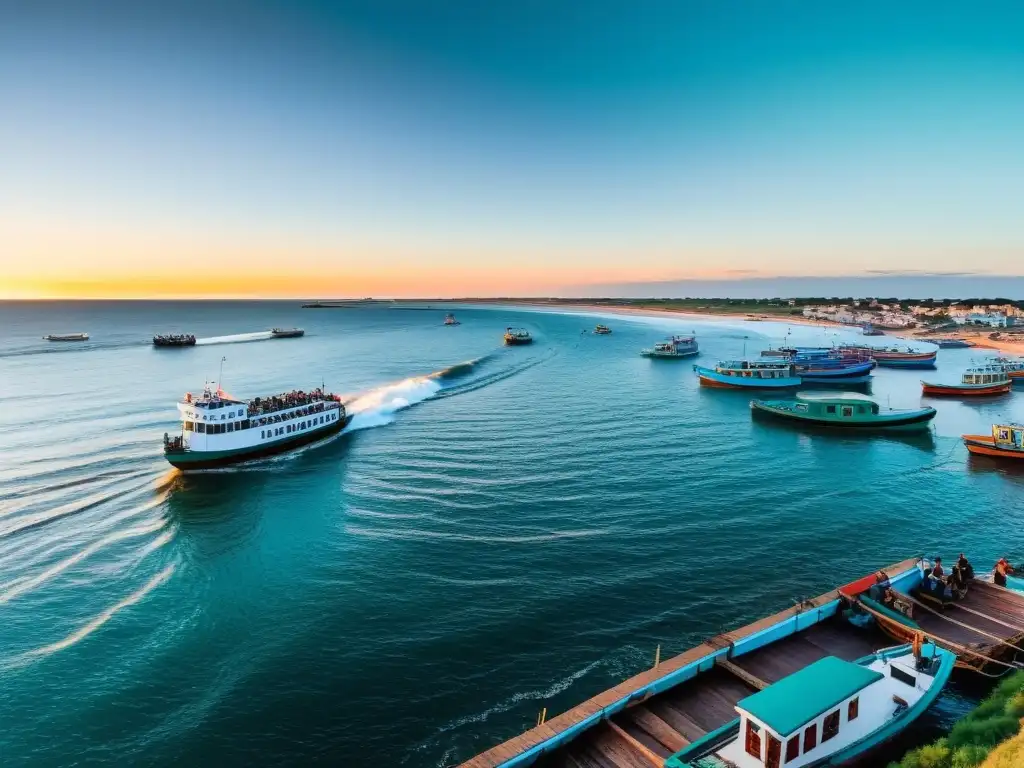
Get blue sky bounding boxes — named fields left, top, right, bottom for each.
left=2, top=1, right=1023, bottom=296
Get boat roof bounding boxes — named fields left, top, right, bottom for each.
left=796, top=392, right=875, bottom=403
left=737, top=656, right=882, bottom=737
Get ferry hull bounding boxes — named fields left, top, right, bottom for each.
left=165, top=416, right=350, bottom=470
left=921, top=382, right=1012, bottom=397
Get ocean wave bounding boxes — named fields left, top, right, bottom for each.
left=345, top=525, right=610, bottom=544
left=195, top=331, right=274, bottom=345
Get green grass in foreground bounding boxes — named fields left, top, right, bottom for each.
left=888, top=671, right=1024, bottom=768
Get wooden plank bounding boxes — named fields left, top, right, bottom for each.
left=624, top=707, right=689, bottom=752
left=586, top=727, right=652, bottom=768
left=647, top=700, right=708, bottom=744
left=716, top=657, right=768, bottom=690
left=606, top=720, right=664, bottom=766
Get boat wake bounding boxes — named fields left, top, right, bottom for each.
left=195, top=331, right=274, bottom=345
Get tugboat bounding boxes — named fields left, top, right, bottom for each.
left=963, top=423, right=1024, bottom=460
left=641, top=335, right=699, bottom=359
left=444, top=313, right=460, bottom=326
left=751, top=393, right=936, bottom=431
left=153, top=334, right=196, bottom=347
left=694, top=359, right=801, bottom=389
left=43, top=333, right=89, bottom=341
left=163, top=384, right=350, bottom=470
left=503, top=327, right=532, bottom=345
left=271, top=327, right=304, bottom=338
left=593, top=324, right=612, bottom=334
left=921, top=365, right=1012, bottom=397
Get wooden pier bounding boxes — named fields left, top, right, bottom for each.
left=461, top=558, right=921, bottom=768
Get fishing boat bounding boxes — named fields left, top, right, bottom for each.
left=43, top=333, right=89, bottom=341
left=932, top=338, right=974, bottom=349
left=694, top=360, right=801, bottom=389
left=963, top=423, right=1024, bottom=460
left=444, top=313, right=460, bottom=326
left=991, top=356, right=1024, bottom=380
left=461, top=557, right=955, bottom=768
left=594, top=324, right=612, bottom=334
left=641, top=335, right=699, bottom=359
left=163, top=384, right=350, bottom=470
left=751, top=393, right=936, bottom=431
left=153, top=334, right=196, bottom=347
left=791, top=352, right=876, bottom=384
left=504, top=327, right=533, bottom=345
left=271, top=327, right=304, bottom=338
left=862, top=346, right=937, bottom=369
left=921, top=365, right=1012, bottom=397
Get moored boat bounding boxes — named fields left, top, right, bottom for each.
left=641, top=335, right=699, bottom=359
left=504, top=327, right=533, bottom=345
left=271, top=327, right=304, bottom=338
left=43, top=333, right=89, bottom=341
left=791, top=352, right=876, bottom=384
left=932, top=338, right=974, bottom=349
left=862, top=346, right=937, bottom=369
left=695, top=359, right=801, bottom=389
left=153, top=334, right=196, bottom=347
left=444, top=313, right=460, bottom=326
left=459, top=558, right=954, bottom=768
left=921, top=365, right=1012, bottom=397
left=593, top=324, right=612, bottom=334
left=751, top=393, right=936, bottom=431
left=163, top=384, right=350, bottom=470
left=963, top=423, right=1024, bottom=460
left=991, top=356, right=1024, bottom=380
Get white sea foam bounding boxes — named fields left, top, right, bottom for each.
left=196, top=331, right=273, bottom=345
left=345, top=376, right=442, bottom=432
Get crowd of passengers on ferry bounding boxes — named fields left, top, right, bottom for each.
left=180, top=388, right=342, bottom=438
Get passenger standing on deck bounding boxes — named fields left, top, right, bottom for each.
left=994, top=558, right=1014, bottom=587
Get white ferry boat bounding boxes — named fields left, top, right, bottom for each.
left=163, top=384, right=351, bottom=470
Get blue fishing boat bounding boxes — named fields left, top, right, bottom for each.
left=794, top=357, right=875, bottom=385
left=461, top=558, right=956, bottom=768
left=695, top=360, right=801, bottom=389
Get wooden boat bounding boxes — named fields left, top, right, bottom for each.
left=695, top=360, right=801, bottom=389
left=963, top=423, right=1024, bottom=460
left=641, top=335, right=698, bottom=359
left=43, top=333, right=89, bottom=341
left=793, top=356, right=875, bottom=385
left=460, top=558, right=955, bottom=768
left=991, top=356, right=1024, bottom=380
left=932, top=338, right=974, bottom=349
left=921, top=365, right=1012, bottom=397
left=594, top=324, right=612, bottom=335
left=504, top=327, right=533, bottom=345
left=153, top=334, right=196, bottom=347
left=865, top=347, right=937, bottom=369
left=751, top=393, right=936, bottom=431
left=271, top=327, right=304, bottom=338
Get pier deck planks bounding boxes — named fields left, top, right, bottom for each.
left=461, top=557, right=921, bottom=768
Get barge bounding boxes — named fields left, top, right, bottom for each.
left=461, top=558, right=959, bottom=768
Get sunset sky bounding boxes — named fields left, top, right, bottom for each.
left=3, top=2, right=1024, bottom=298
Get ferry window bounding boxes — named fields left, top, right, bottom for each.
left=197, top=423, right=206, bottom=433
left=320, top=416, right=324, bottom=424
left=786, top=735, right=799, bottom=762
left=804, top=723, right=816, bottom=752
left=242, top=419, right=250, bottom=429
left=744, top=720, right=761, bottom=759
left=261, top=431, right=265, bottom=439
left=227, top=423, right=234, bottom=433
left=826, top=405, right=836, bottom=414
left=848, top=697, right=859, bottom=721
left=822, top=710, right=840, bottom=742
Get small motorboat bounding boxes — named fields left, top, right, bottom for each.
left=641, top=335, right=698, bottom=359
left=667, top=643, right=954, bottom=768
left=444, top=313, right=460, bottom=326
left=43, top=333, right=89, bottom=341
left=153, top=334, right=196, bottom=347
left=271, top=327, right=304, bottom=338
left=921, top=365, right=1012, bottom=397
left=694, top=360, right=801, bottom=389
left=751, top=393, right=936, bottom=431
left=593, top=324, right=612, bottom=334
left=963, top=423, right=1024, bottom=460
left=503, top=327, right=532, bottom=345
left=932, top=338, right=974, bottom=348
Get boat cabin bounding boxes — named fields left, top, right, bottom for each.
left=716, top=360, right=796, bottom=381
left=992, top=424, right=1024, bottom=449
left=792, top=393, right=879, bottom=418
left=961, top=366, right=1010, bottom=386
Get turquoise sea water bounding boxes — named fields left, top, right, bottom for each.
left=1, top=301, right=1023, bottom=767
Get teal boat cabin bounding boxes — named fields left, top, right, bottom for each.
left=750, top=393, right=936, bottom=431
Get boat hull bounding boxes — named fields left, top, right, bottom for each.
left=695, top=365, right=801, bottom=389
left=963, top=435, right=1024, bottom=459
left=751, top=401, right=936, bottom=431
left=641, top=350, right=698, bottom=359
left=504, top=337, right=533, bottom=346
left=153, top=338, right=196, bottom=347
left=921, top=382, right=1012, bottom=396
left=800, top=374, right=873, bottom=385
left=875, top=357, right=937, bottom=369
left=165, top=415, right=350, bottom=470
